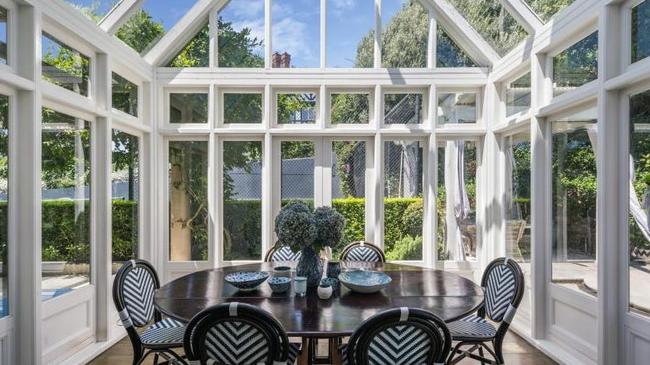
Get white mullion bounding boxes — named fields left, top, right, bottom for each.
left=322, top=138, right=333, bottom=206
left=265, top=0, right=272, bottom=69
left=262, top=133, right=274, bottom=256
left=427, top=84, right=438, bottom=268
left=209, top=7, right=218, bottom=69
left=374, top=133, right=385, bottom=250
left=427, top=5, right=437, bottom=69
left=365, top=136, right=376, bottom=243
left=314, top=137, right=325, bottom=208
left=374, top=0, right=382, bottom=68
left=210, top=132, right=219, bottom=267
left=320, top=0, right=326, bottom=69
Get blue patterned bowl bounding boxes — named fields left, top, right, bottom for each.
left=268, top=277, right=291, bottom=293
left=339, top=270, right=392, bottom=294
left=224, top=271, right=269, bottom=291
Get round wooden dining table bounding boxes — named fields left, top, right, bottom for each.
left=154, top=261, right=484, bottom=365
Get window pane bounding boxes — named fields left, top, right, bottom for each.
left=525, top=0, right=575, bottom=23
left=384, top=93, right=423, bottom=125
left=0, top=7, right=7, bottom=65
left=326, top=0, right=374, bottom=68
left=506, top=73, right=531, bottom=117
left=384, top=140, right=423, bottom=261
left=272, top=0, right=320, bottom=68
left=551, top=119, right=597, bottom=295
left=437, top=140, right=478, bottom=261
left=445, top=0, right=528, bottom=56
left=116, top=10, right=165, bottom=54
left=223, top=141, right=262, bottom=261
left=112, top=73, right=138, bottom=117
left=168, top=24, right=209, bottom=67
left=223, top=93, right=262, bottom=124
left=629, top=90, right=650, bottom=316
left=64, top=0, right=114, bottom=22
left=277, top=93, right=317, bottom=124
left=438, top=92, right=477, bottom=125
left=169, top=93, right=208, bottom=124
left=437, top=26, right=477, bottom=67
left=553, top=32, right=598, bottom=97
left=632, top=1, right=650, bottom=64
left=0, top=95, right=7, bottom=317
left=42, top=33, right=90, bottom=96
left=112, top=130, right=139, bottom=271
left=381, top=0, right=428, bottom=68
left=331, top=93, right=370, bottom=125
left=218, top=0, right=264, bottom=67
left=332, top=141, right=366, bottom=256
left=281, top=141, right=314, bottom=208
left=169, top=141, right=208, bottom=261
left=41, top=108, right=91, bottom=299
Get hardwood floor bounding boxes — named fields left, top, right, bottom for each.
left=88, top=330, right=557, bottom=365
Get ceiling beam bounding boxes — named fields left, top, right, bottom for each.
left=500, top=0, right=544, bottom=34
left=99, top=0, right=144, bottom=35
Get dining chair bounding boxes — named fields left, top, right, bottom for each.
left=183, top=302, right=301, bottom=365
left=446, top=257, right=525, bottom=365
left=112, top=259, right=187, bottom=365
left=339, top=307, right=452, bottom=365
left=339, top=241, right=385, bottom=262
left=264, top=243, right=302, bottom=262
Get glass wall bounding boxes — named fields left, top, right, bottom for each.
left=551, top=117, right=598, bottom=295
left=0, top=6, right=7, bottom=65
left=272, top=0, right=319, bottom=68
left=330, top=93, right=371, bottom=125
left=41, top=108, right=91, bottom=299
left=222, top=92, right=262, bottom=124
left=437, top=140, right=478, bottom=261
left=112, top=73, right=138, bottom=117
left=552, top=32, right=598, bottom=97
left=629, top=89, right=650, bottom=316
left=525, top=0, right=576, bottom=23
left=437, top=26, right=477, bottom=68
left=168, top=141, right=208, bottom=261
left=223, top=141, right=262, bottom=261
left=384, top=92, right=423, bottom=125
left=332, top=141, right=366, bottom=253
left=281, top=141, right=315, bottom=207
left=169, top=93, right=208, bottom=124
left=218, top=0, right=264, bottom=67
left=42, top=33, right=90, bottom=96
left=437, top=92, right=477, bottom=125
left=383, top=140, right=423, bottom=261
left=632, top=0, right=650, bottom=64
left=381, top=0, right=428, bottom=68
left=111, top=130, right=139, bottom=271
left=326, top=0, right=374, bottom=68
left=506, top=73, right=531, bottom=117
left=0, top=95, right=7, bottom=317
left=277, top=93, right=317, bottom=125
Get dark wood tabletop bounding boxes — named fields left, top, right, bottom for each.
left=154, top=262, right=484, bottom=337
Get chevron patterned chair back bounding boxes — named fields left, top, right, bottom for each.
left=341, top=307, right=451, bottom=365
left=184, top=302, right=300, bottom=365
left=264, top=244, right=302, bottom=262
left=113, top=259, right=187, bottom=365
left=447, top=257, right=525, bottom=365
left=340, top=242, right=385, bottom=263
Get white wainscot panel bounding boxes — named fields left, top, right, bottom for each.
left=42, top=286, right=95, bottom=364
left=549, top=286, right=597, bottom=361
left=627, top=331, right=650, bottom=365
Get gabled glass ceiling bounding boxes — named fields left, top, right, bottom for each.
left=525, top=0, right=576, bottom=23
left=64, top=0, right=115, bottom=22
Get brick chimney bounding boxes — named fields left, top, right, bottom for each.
left=272, top=52, right=291, bottom=68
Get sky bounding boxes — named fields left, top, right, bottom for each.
left=64, top=0, right=411, bottom=68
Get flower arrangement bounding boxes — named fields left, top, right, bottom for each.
left=313, top=206, right=346, bottom=249
left=274, top=202, right=317, bottom=251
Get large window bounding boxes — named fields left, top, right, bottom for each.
left=223, top=141, right=262, bottom=261
left=437, top=140, right=478, bottom=261
left=41, top=108, right=91, bottom=299
left=632, top=0, right=650, bottom=64
left=629, top=89, right=650, bottom=316
left=112, top=73, right=138, bottom=117
left=0, top=6, right=7, bottom=65
left=169, top=141, right=208, bottom=261
left=272, top=0, right=319, bottom=68
left=383, top=140, right=423, bottom=261
left=0, top=95, right=8, bottom=317
left=42, top=33, right=90, bottom=96
left=281, top=141, right=315, bottom=207
left=218, top=0, right=264, bottom=67
left=326, top=0, right=374, bottom=68
left=551, top=117, right=597, bottom=295
left=169, top=92, right=208, bottom=124
left=384, top=92, right=424, bottom=125
left=381, top=0, right=428, bottom=68
left=552, top=32, right=598, bottom=97
left=111, top=130, right=139, bottom=270
left=332, top=141, right=367, bottom=253
left=437, top=92, right=478, bottom=125
left=506, top=73, right=531, bottom=117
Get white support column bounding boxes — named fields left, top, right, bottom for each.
left=374, top=0, right=382, bottom=68
left=14, top=3, right=42, bottom=364
left=93, top=53, right=112, bottom=343
left=264, top=0, right=272, bottom=69
left=499, top=0, right=543, bottom=34
left=426, top=85, right=438, bottom=268
left=427, top=5, right=437, bottom=69
left=597, top=4, right=623, bottom=365
left=209, top=7, right=218, bottom=69
left=262, top=132, right=274, bottom=255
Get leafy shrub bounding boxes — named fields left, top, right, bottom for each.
left=386, top=235, right=422, bottom=261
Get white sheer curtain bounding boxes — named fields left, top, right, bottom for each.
left=444, top=140, right=469, bottom=261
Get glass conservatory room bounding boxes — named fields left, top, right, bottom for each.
left=0, top=0, right=649, bottom=364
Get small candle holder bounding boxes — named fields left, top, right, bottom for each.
left=317, top=283, right=333, bottom=300
left=294, top=276, right=307, bottom=297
